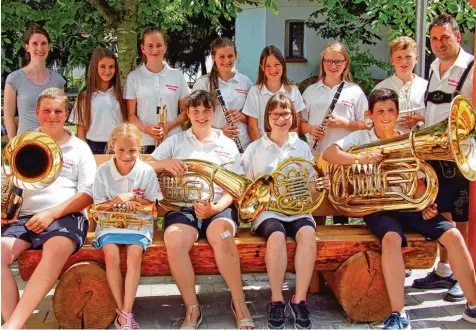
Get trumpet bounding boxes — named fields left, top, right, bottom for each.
left=395, top=107, right=425, bottom=124
left=154, top=97, right=167, bottom=148
left=2, top=131, right=63, bottom=220
left=89, top=203, right=156, bottom=230
left=325, top=96, right=476, bottom=217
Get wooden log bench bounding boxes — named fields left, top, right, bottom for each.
left=16, top=155, right=438, bottom=328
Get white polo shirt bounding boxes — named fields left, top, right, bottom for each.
left=241, top=132, right=315, bottom=231
left=123, top=64, right=191, bottom=146
left=70, top=87, right=123, bottom=142
left=151, top=128, right=243, bottom=204
left=425, top=47, right=474, bottom=126
left=374, top=75, right=428, bottom=133
left=93, top=157, right=162, bottom=242
left=21, top=128, right=96, bottom=216
left=193, top=71, right=253, bottom=149
left=334, top=127, right=382, bottom=152
left=242, top=84, right=306, bottom=136
left=301, top=81, right=368, bottom=153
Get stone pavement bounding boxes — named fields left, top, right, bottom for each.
left=7, top=262, right=475, bottom=330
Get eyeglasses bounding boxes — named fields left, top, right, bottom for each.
left=322, top=59, right=346, bottom=67
left=269, top=112, right=292, bottom=120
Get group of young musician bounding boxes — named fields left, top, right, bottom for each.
left=1, top=13, right=475, bottom=330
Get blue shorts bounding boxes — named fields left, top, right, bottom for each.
left=255, top=217, right=315, bottom=240
left=1, top=212, right=89, bottom=254
left=86, top=139, right=107, bottom=154
left=164, top=205, right=239, bottom=238
left=92, top=233, right=149, bottom=251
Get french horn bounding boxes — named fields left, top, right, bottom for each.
left=326, top=95, right=476, bottom=217
left=159, top=158, right=327, bottom=223
left=89, top=203, right=156, bottom=230
left=2, top=131, right=63, bottom=220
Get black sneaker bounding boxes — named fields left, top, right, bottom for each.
left=463, top=303, right=476, bottom=324
left=266, top=301, right=286, bottom=329
left=445, top=282, right=466, bottom=302
left=412, top=269, right=455, bottom=289
left=383, top=311, right=411, bottom=329
left=288, top=299, right=311, bottom=329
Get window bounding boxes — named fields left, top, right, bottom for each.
left=285, top=21, right=306, bottom=62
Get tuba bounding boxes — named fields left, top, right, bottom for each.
left=89, top=203, right=157, bottom=230
left=326, top=96, right=476, bottom=217
left=160, top=159, right=327, bottom=223
left=2, top=131, right=63, bottom=219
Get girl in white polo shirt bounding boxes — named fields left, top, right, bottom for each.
left=193, top=37, right=253, bottom=150
left=72, top=48, right=127, bottom=154
left=124, top=27, right=191, bottom=154
left=243, top=45, right=305, bottom=141
left=300, top=42, right=368, bottom=154
left=92, top=123, right=161, bottom=330
left=149, top=90, right=254, bottom=330
left=242, top=93, right=328, bottom=330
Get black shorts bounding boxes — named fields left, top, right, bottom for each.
left=429, top=160, right=469, bottom=222
left=1, top=212, right=89, bottom=254
left=255, top=218, right=315, bottom=240
left=86, top=139, right=107, bottom=154
left=363, top=211, right=454, bottom=247
left=164, top=205, right=239, bottom=238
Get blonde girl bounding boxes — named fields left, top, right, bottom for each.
left=3, top=24, right=66, bottom=140
left=92, top=123, right=162, bottom=329
left=73, top=48, right=127, bottom=154
left=242, top=93, right=328, bottom=330
left=192, top=37, right=253, bottom=150
left=124, top=27, right=191, bottom=154
left=300, top=42, right=368, bottom=154
left=242, top=45, right=305, bottom=141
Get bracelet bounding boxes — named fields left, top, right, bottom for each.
left=354, top=154, right=361, bottom=165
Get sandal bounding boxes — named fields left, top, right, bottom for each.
left=114, top=308, right=140, bottom=330
left=180, top=304, right=202, bottom=329
left=231, top=298, right=255, bottom=329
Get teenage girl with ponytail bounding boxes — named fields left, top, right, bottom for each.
left=124, top=27, right=191, bottom=154
left=192, top=37, right=253, bottom=150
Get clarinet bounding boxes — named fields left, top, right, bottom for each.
left=213, top=80, right=245, bottom=153
left=312, top=81, right=345, bottom=151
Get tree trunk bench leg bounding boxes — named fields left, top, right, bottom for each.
left=53, top=261, right=116, bottom=329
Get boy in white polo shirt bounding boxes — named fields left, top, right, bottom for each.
left=374, top=36, right=427, bottom=133
left=1, top=88, right=96, bottom=329
left=323, top=88, right=476, bottom=329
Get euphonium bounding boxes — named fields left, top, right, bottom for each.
left=2, top=131, right=63, bottom=219
left=162, top=159, right=327, bottom=223
left=326, top=95, right=476, bottom=217
left=89, top=203, right=157, bottom=230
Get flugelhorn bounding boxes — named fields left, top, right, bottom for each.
left=89, top=203, right=156, bottom=230
left=2, top=131, right=63, bottom=220
left=154, top=97, right=167, bottom=148
left=326, top=95, right=476, bottom=217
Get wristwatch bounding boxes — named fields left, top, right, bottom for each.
left=354, top=153, right=361, bottom=165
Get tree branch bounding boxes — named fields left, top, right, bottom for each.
left=88, top=0, right=120, bottom=24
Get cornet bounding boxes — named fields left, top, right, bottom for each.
left=89, top=203, right=156, bottom=230
left=154, top=97, right=168, bottom=148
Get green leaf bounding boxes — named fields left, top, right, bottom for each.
left=448, top=3, right=459, bottom=12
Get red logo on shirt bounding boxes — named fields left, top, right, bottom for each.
left=235, top=88, right=248, bottom=95
left=214, top=149, right=232, bottom=159
left=342, top=100, right=354, bottom=108
left=63, top=161, right=74, bottom=169
left=448, top=79, right=459, bottom=88
left=133, top=188, right=145, bottom=199
left=166, top=84, right=178, bottom=91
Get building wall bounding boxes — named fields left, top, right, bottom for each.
left=236, top=0, right=475, bottom=84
